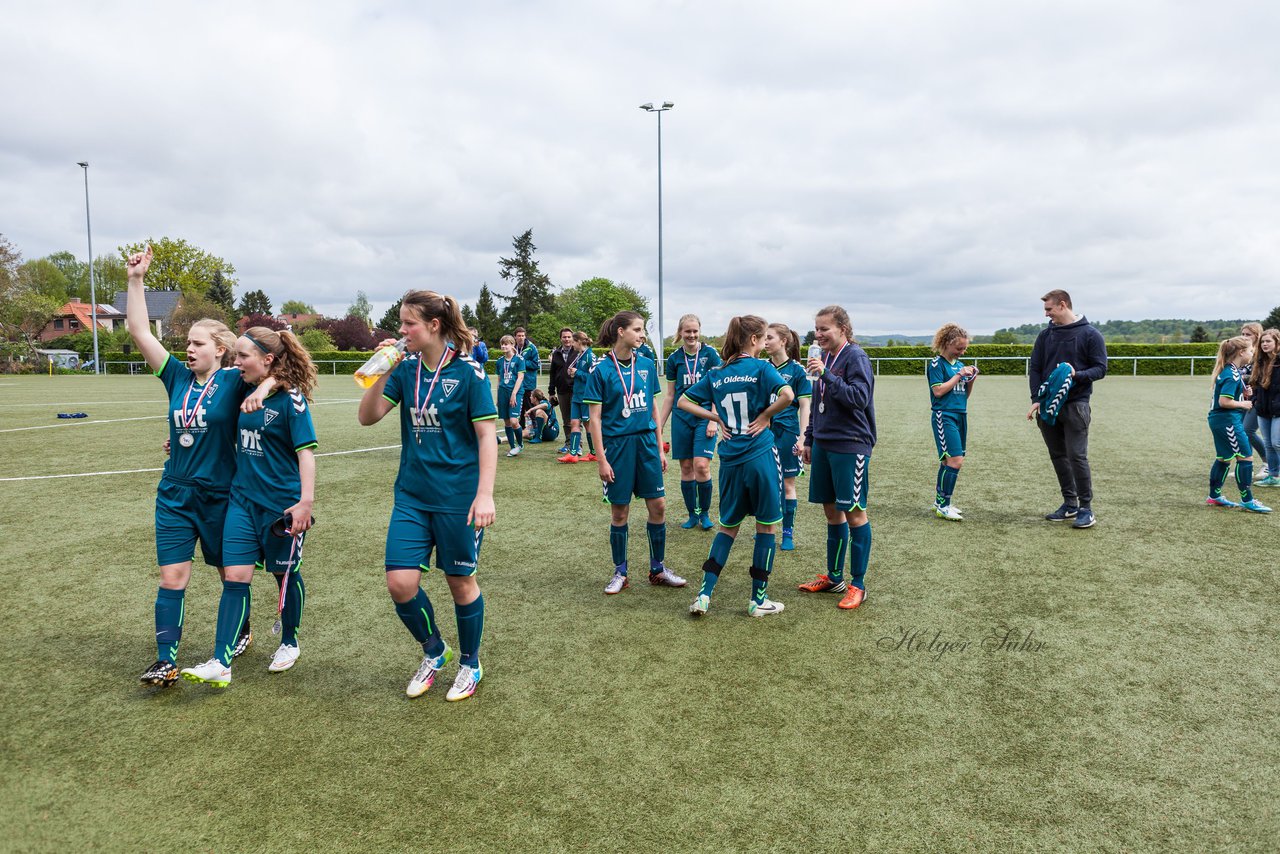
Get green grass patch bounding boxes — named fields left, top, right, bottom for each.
left=0, top=374, right=1276, bottom=852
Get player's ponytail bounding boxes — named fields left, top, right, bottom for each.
left=931, top=323, right=969, bottom=355
left=1213, top=335, right=1252, bottom=380
left=597, top=310, right=644, bottom=348
left=402, top=290, right=475, bottom=354
left=191, top=319, right=237, bottom=367
left=722, top=315, right=767, bottom=363
left=768, top=322, right=800, bottom=362
left=244, top=326, right=318, bottom=400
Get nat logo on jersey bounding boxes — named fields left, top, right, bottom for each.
left=410, top=403, right=442, bottom=430
left=623, top=391, right=648, bottom=412
left=240, top=428, right=264, bottom=455
left=173, top=407, right=208, bottom=428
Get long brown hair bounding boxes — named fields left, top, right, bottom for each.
left=244, top=326, right=318, bottom=399
left=191, top=319, right=237, bottom=367
left=1251, top=329, right=1280, bottom=389
left=597, top=310, right=645, bottom=348
left=1213, top=335, right=1252, bottom=381
left=816, top=305, right=855, bottom=343
left=768, top=322, right=800, bottom=362
left=722, top=315, right=767, bottom=362
left=932, top=323, right=969, bottom=355
left=402, top=290, right=475, bottom=353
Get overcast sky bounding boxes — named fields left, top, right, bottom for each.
left=4, top=1, right=1279, bottom=337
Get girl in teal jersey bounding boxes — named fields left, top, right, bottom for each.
left=523, top=388, right=561, bottom=444
left=679, top=315, right=794, bottom=617
left=763, top=322, right=812, bottom=551
left=657, top=314, right=721, bottom=529
left=560, top=331, right=598, bottom=462
left=927, top=323, right=978, bottom=521
left=585, top=311, right=685, bottom=594
left=181, top=326, right=319, bottom=687
left=358, top=291, right=497, bottom=701
left=126, top=247, right=273, bottom=688
left=1206, top=336, right=1270, bottom=513
left=496, top=335, right=526, bottom=456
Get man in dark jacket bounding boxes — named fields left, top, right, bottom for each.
left=1027, top=290, right=1108, bottom=528
left=547, top=327, right=576, bottom=447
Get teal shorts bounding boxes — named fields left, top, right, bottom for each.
left=808, top=444, right=870, bottom=511
left=155, top=477, right=230, bottom=567
left=717, top=450, right=784, bottom=528
left=222, top=494, right=307, bottom=573
left=1208, top=412, right=1251, bottom=461
left=772, top=428, right=801, bottom=478
left=497, top=390, right=519, bottom=421
left=570, top=400, right=591, bottom=422
left=670, top=412, right=717, bottom=460
left=932, top=411, right=967, bottom=459
left=385, top=502, right=483, bottom=576
left=601, top=432, right=666, bottom=504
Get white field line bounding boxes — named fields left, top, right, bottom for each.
left=0, top=444, right=401, bottom=482
left=0, top=398, right=360, bottom=432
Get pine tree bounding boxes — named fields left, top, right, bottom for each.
left=377, top=299, right=402, bottom=336
left=1190, top=325, right=1209, bottom=343
left=1264, top=305, right=1280, bottom=331
left=207, top=269, right=235, bottom=316
left=238, top=289, right=272, bottom=317
left=495, top=229, right=555, bottom=329
left=475, top=283, right=502, bottom=345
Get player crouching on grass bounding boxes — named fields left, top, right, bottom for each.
left=927, top=323, right=978, bottom=520
left=126, top=247, right=275, bottom=687
left=181, top=327, right=318, bottom=687
left=1206, top=336, right=1271, bottom=513
left=678, top=315, right=794, bottom=617
left=585, top=310, right=686, bottom=594
left=357, top=291, right=497, bottom=701
left=522, top=388, right=561, bottom=445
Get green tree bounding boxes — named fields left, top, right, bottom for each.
left=803, top=330, right=815, bottom=346
left=238, top=289, right=272, bottom=317
left=377, top=299, right=402, bottom=336
left=281, top=299, right=316, bottom=315
left=461, top=303, right=478, bottom=329
left=167, top=296, right=230, bottom=346
left=347, top=290, right=372, bottom=324
left=207, top=269, right=235, bottom=316
left=496, top=229, right=555, bottom=328
left=1190, top=325, right=1210, bottom=343
left=18, top=259, right=71, bottom=303
left=1264, top=305, right=1280, bottom=331
left=299, top=327, right=336, bottom=352
left=554, top=277, right=649, bottom=335
left=40, top=251, right=126, bottom=304
left=474, top=283, right=502, bottom=345
left=1, top=236, right=61, bottom=363
left=992, top=329, right=1019, bottom=344
left=117, top=237, right=238, bottom=299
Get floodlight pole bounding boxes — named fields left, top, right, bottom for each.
left=77, top=161, right=100, bottom=375
left=640, top=102, right=673, bottom=363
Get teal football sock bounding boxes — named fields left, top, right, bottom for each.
left=1209, top=459, right=1229, bottom=498
left=680, top=480, right=698, bottom=517
left=935, top=464, right=947, bottom=505
left=394, top=587, right=445, bottom=657
left=783, top=499, right=797, bottom=531
left=646, top=522, right=666, bottom=572
left=941, top=465, right=959, bottom=504
left=709, top=531, right=734, bottom=567
left=1237, top=460, right=1254, bottom=502
left=276, top=571, right=305, bottom=646
left=826, top=522, right=849, bottom=581
left=214, top=581, right=251, bottom=666
left=505, top=425, right=516, bottom=447
left=849, top=521, right=871, bottom=590
left=455, top=595, right=484, bottom=667
left=586, top=432, right=596, bottom=454
left=697, top=480, right=713, bottom=516
left=569, top=430, right=581, bottom=455
left=610, top=524, right=629, bottom=573
left=752, top=532, right=776, bottom=574
left=155, top=587, right=185, bottom=663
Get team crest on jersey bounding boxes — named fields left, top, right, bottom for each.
left=441, top=379, right=460, bottom=398
left=264, top=409, right=279, bottom=427
left=206, top=382, right=219, bottom=398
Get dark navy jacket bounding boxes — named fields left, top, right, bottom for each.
left=1028, top=316, right=1107, bottom=402
left=1250, top=362, right=1280, bottom=419
left=804, top=343, right=876, bottom=456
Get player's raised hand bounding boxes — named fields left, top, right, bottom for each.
left=126, top=245, right=153, bottom=280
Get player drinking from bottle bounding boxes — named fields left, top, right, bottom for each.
left=358, top=290, right=498, bottom=701
left=181, top=326, right=319, bottom=687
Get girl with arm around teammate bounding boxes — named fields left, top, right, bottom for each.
left=357, top=291, right=497, bottom=701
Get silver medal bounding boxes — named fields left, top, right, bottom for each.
left=819, top=401, right=826, bottom=414
left=271, top=618, right=282, bottom=636
left=178, top=432, right=195, bottom=448
left=622, top=407, right=631, bottom=418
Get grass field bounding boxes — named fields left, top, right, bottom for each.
left=1, top=373, right=1276, bottom=853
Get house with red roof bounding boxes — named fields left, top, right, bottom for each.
left=38, top=299, right=124, bottom=342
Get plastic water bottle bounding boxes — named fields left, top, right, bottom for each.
left=354, top=338, right=408, bottom=388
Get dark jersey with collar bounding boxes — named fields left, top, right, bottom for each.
left=156, top=356, right=251, bottom=489
left=231, top=388, right=318, bottom=513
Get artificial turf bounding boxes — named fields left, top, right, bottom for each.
left=0, top=373, right=1275, bottom=852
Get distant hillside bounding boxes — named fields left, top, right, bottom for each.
left=982, top=319, right=1253, bottom=344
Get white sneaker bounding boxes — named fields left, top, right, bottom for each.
left=649, top=566, right=687, bottom=587
left=446, top=663, right=483, bottom=701
left=505, top=447, right=520, bottom=457
left=407, top=644, right=453, bottom=698
left=181, top=658, right=231, bottom=687
left=689, top=594, right=710, bottom=616
left=934, top=504, right=963, bottom=521
left=748, top=598, right=785, bottom=617
left=604, top=571, right=629, bottom=595
left=268, top=643, right=300, bottom=672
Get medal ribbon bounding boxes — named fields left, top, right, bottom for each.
left=682, top=343, right=701, bottom=388
left=611, top=353, right=636, bottom=413
left=179, top=376, right=217, bottom=431
left=819, top=343, right=850, bottom=409
left=414, top=346, right=454, bottom=424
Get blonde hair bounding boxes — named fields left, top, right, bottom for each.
left=932, top=323, right=969, bottom=355
left=1213, top=335, right=1252, bottom=380
left=572, top=331, right=593, bottom=348
left=402, top=290, right=475, bottom=353
left=768, top=322, right=800, bottom=362
left=1250, top=329, right=1280, bottom=390
left=191, top=319, right=237, bottom=367
left=816, top=305, right=854, bottom=343
left=243, top=326, right=318, bottom=399
left=499, top=334, right=515, bottom=346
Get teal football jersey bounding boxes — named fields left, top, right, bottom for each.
left=635, top=342, right=657, bottom=364
left=569, top=349, right=595, bottom=404
left=770, top=359, right=812, bottom=434
left=583, top=353, right=662, bottom=437
left=1212, top=365, right=1246, bottom=413
left=497, top=354, right=525, bottom=393
left=927, top=356, right=969, bottom=412
left=383, top=352, right=498, bottom=514
left=231, top=388, right=318, bottom=513
left=665, top=344, right=722, bottom=427
left=520, top=342, right=539, bottom=390
left=684, top=356, right=787, bottom=464
left=156, top=356, right=251, bottom=489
